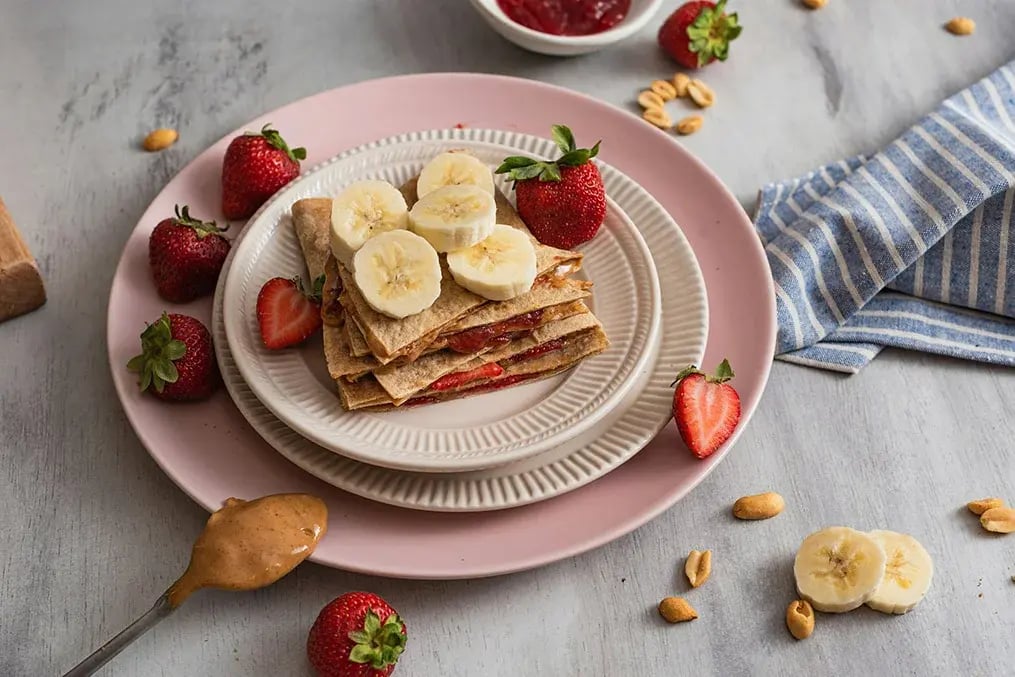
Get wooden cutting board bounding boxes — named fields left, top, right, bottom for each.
left=0, top=197, right=46, bottom=322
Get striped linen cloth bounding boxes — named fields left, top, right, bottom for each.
left=754, top=60, right=1015, bottom=373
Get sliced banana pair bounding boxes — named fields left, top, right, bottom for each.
left=330, top=180, right=409, bottom=268
left=793, top=527, right=933, bottom=615
left=352, top=230, right=441, bottom=319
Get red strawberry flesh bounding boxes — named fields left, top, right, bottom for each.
left=256, top=276, right=324, bottom=350
left=672, top=359, right=741, bottom=459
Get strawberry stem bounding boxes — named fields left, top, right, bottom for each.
left=127, top=312, right=187, bottom=393
left=686, top=0, right=742, bottom=67
left=495, top=124, right=601, bottom=184
left=255, top=123, right=306, bottom=164
left=173, top=204, right=228, bottom=239
left=670, top=358, right=735, bottom=387
left=346, top=610, right=406, bottom=670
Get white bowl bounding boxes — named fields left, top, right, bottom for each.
left=468, top=0, right=664, bottom=56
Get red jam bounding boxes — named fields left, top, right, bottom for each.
left=503, top=337, right=567, bottom=365
left=458, top=372, right=543, bottom=396
left=496, top=0, right=631, bottom=36
left=430, top=363, right=505, bottom=391
left=445, top=310, right=544, bottom=354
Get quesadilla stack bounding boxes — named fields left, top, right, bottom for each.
left=290, top=170, right=609, bottom=411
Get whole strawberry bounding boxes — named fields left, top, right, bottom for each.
left=658, top=0, right=742, bottom=69
left=671, top=359, right=741, bottom=459
left=495, top=124, right=606, bottom=250
left=221, top=123, right=306, bottom=220
left=149, top=205, right=230, bottom=303
left=127, top=312, right=218, bottom=401
left=307, top=592, right=407, bottom=677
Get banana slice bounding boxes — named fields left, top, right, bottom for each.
left=330, top=180, right=409, bottom=268
left=409, top=184, right=496, bottom=253
left=793, top=526, right=886, bottom=613
left=865, top=530, right=933, bottom=615
left=416, top=151, right=495, bottom=199
left=447, top=225, right=537, bottom=301
left=352, top=230, right=441, bottom=319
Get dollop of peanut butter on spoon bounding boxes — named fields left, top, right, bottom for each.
left=168, top=493, right=328, bottom=607
left=63, top=493, right=327, bottom=677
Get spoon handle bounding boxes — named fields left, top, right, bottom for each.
left=62, top=592, right=176, bottom=677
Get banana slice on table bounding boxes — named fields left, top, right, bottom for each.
left=409, top=184, right=496, bottom=253
left=330, top=180, right=409, bottom=268
left=352, top=230, right=441, bottom=319
left=793, top=526, right=886, bottom=613
left=416, top=151, right=496, bottom=199
left=864, top=530, right=933, bottom=615
left=447, top=224, right=537, bottom=301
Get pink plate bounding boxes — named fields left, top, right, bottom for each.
left=107, top=73, right=775, bottom=579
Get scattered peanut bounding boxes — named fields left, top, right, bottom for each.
left=658, top=597, right=698, bottom=623
left=686, top=79, right=715, bottom=108
left=642, top=108, right=672, bottom=129
left=142, top=128, right=179, bottom=152
left=786, top=600, right=815, bottom=639
left=637, top=90, right=666, bottom=110
left=650, top=79, right=678, bottom=101
left=802, top=0, right=827, bottom=8
left=979, top=506, right=1015, bottom=534
left=967, top=497, right=1005, bottom=516
left=676, top=115, right=704, bottom=136
left=945, top=17, right=975, bottom=36
left=672, top=73, right=691, bottom=98
left=732, top=492, right=785, bottom=520
left=684, top=549, right=712, bottom=588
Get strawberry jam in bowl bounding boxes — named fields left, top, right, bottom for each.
left=497, top=0, right=631, bottom=36
left=469, top=0, right=664, bottom=56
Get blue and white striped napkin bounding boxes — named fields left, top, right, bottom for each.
left=755, top=60, right=1015, bottom=373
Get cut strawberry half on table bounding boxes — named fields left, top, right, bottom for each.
left=256, top=275, right=324, bottom=349
left=671, top=358, right=741, bottom=459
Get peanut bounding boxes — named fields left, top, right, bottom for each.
left=650, top=79, right=678, bottom=101
left=684, top=549, right=712, bottom=588
left=142, top=128, right=179, bottom=152
left=658, top=597, right=698, bottom=623
left=786, top=600, right=814, bottom=639
left=980, top=506, right=1015, bottom=534
left=637, top=90, right=666, bottom=110
left=967, top=498, right=1005, bottom=515
left=642, top=108, right=672, bottom=129
left=676, top=115, right=703, bottom=136
left=945, top=17, right=975, bottom=36
left=686, top=79, right=715, bottom=108
left=802, top=0, right=827, bottom=8
left=732, top=492, right=785, bottom=520
left=672, top=73, right=691, bottom=98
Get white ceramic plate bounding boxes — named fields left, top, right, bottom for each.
left=222, top=134, right=661, bottom=472
left=213, top=128, right=708, bottom=511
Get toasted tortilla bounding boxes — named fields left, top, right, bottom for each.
left=337, top=322, right=609, bottom=410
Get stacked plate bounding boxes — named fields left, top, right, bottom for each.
left=213, top=127, right=708, bottom=512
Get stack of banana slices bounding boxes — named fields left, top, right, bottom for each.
left=794, top=526, right=933, bottom=615
left=330, top=152, right=538, bottom=318
left=290, top=149, right=609, bottom=411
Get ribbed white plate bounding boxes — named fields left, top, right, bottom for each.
left=222, top=134, right=661, bottom=472
left=214, top=128, right=708, bottom=510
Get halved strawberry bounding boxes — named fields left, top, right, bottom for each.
left=256, top=275, right=324, bottom=349
left=671, top=359, right=741, bottom=459
left=430, top=363, right=504, bottom=391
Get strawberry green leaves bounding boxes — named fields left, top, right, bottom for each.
left=686, top=0, right=742, bottom=66
left=251, top=123, right=307, bottom=163
left=346, top=610, right=407, bottom=669
left=127, top=312, right=187, bottom=392
left=495, top=124, right=601, bottom=184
